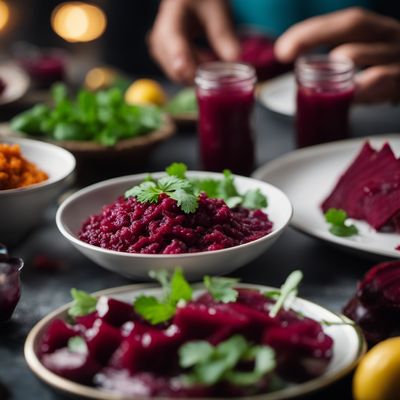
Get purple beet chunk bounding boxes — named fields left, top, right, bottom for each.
left=75, top=312, right=98, bottom=329
left=174, top=302, right=249, bottom=341
left=41, top=348, right=100, bottom=384
left=110, top=324, right=183, bottom=374
left=263, top=318, right=333, bottom=381
left=38, top=319, right=78, bottom=355
left=343, top=261, right=400, bottom=344
left=85, top=319, right=122, bottom=364
left=96, top=296, right=134, bottom=327
left=95, top=369, right=213, bottom=397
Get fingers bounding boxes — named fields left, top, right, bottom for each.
left=197, top=0, right=240, bottom=61
left=148, top=0, right=197, bottom=83
left=354, top=63, right=400, bottom=103
left=331, top=42, right=400, bottom=66
left=275, top=7, right=400, bottom=63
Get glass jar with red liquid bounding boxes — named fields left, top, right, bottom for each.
left=195, top=62, right=256, bottom=176
left=295, top=55, right=355, bottom=148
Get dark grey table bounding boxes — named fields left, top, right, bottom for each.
left=1, top=99, right=399, bottom=400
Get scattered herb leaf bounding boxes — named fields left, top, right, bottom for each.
left=203, top=276, right=239, bottom=303
left=67, top=336, right=88, bottom=354
left=166, top=162, right=187, bottom=179
left=324, top=208, right=359, bottom=237
left=68, top=288, right=97, bottom=318
left=164, top=88, right=198, bottom=115
left=269, top=270, right=303, bottom=318
left=133, top=268, right=192, bottom=325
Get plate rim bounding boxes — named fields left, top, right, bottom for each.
left=24, top=283, right=366, bottom=400
left=252, top=134, right=400, bottom=259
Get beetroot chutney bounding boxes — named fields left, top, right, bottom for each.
left=79, top=193, right=273, bottom=254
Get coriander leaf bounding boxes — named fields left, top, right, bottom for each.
left=263, top=290, right=281, bottom=300
left=179, top=341, right=214, bottom=368
left=158, top=176, right=192, bottom=192
left=149, top=270, right=170, bottom=294
left=68, top=336, right=88, bottom=354
left=203, top=276, right=239, bottom=303
left=164, top=88, right=198, bottom=115
left=169, top=268, right=193, bottom=304
left=219, top=169, right=239, bottom=199
left=241, top=189, right=268, bottom=209
left=166, top=162, right=188, bottom=179
left=225, top=346, right=276, bottom=386
left=169, top=189, right=198, bottom=213
left=225, top=196, right=242, bottom=209
left=52, top=83, right=68, bottom=105
left=68, top=288, right=97, bottom=318
left=191, top=178, right=219, bottom=198
left=269, top=270, right=303, bottom=318
left=125, top=181, right=162, bottom=203
left=133, top=295, right=175, bottom=325
left=324, top=208, right=359, bottom=237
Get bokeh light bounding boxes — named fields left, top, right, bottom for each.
left=51, top=2, right=107, bottom=43
left=0, top=1, right=10, bottom=32
left=85, top=67, right=118, bottom=91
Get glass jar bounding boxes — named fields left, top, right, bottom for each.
left=195, top=62, right=256, bottom=175
left=295, top=55, right=355, bottom=148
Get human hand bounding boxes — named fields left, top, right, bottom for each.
left=148, top=0, right=240, bottom=84
left=275, top=8, right=400, bottom=103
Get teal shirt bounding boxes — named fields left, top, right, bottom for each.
left=230, top=0, right=373, bottom=36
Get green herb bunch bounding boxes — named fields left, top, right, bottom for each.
left=10, top=83, right=163, bottom=146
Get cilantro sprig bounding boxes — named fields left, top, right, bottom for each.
left=179, top=335, right=276, bottom=386
left=324, top=208, right=359, bottom=237
left=269, top=270, right=303, bottom=318
left=125, top=163, right=268, bottom=214
left=133, top=268, right=192, bottom=325
left=68, top=288, right=97, bottom=318
left=203, top=276, right=239, bottom=303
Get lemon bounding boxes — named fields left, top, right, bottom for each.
left=353, top=337, right=400, bottom=400
left=125, top=79, right=167, bottom=106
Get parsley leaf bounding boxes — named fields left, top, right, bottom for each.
left=68, top=288, right=97, bottom=318
left=179, top=335, right=276, bottom=387
left=125, top=181, right=162, bottom=203
left=324, top=208, right=359, bottom=237
left=203, top=276, right=239, bottom=303
left=169, top=189, right=198, bottom=213
left=269, top=270, right=303, bottom=318
left=166, top=162, right=187, bottom=179
left=134, top=296, right=176, bottom=325
left=241, top=189, right=268, bottom=209
left=68, top=336, right=88, bottom=354
left=133, top=268, right=192, bottom=325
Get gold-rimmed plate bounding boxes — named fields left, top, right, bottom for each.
left=25, top=283, right=366, bottom=400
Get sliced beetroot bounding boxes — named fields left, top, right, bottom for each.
left=85, top=319, right=122, bottom=365
left=343, top=261, right=400, bottom=344
left=174, top=302, right=249, bottom=340
left=321, top=141, right=400, bottom=232
left=75, top=312, right=98, bottom=329
left=236, top=288, right=273, bottom=311
left=38, top=319, right=78, bottom=355
left=41, top=348, right=101, bottom=384
left=96, top=296, right=134, bottom=327
left=110, top=324, right=183, bottom=374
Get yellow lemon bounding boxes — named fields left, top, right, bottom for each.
left=353, top=337, right=400, bottom=400
left=125, top=79, right=167, bottom=106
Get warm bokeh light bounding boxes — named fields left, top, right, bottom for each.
left=0, top=1, right=10, bottom=32
left=85, top=67, right=118, bottom=91
left=51, top=2, right=107, bottom=43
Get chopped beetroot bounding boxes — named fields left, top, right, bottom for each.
left=79, top=193, right=273, bottom=254
left=96, top=296, right=134, bottom=327
left=38, top=319, right=78, bottom=355
left=344, top=261, right=400, bottom=344
left=38, top=288, right=333, bottom=397
left=322, top=141, right=400, bottom=232
left=85, top=319, right=122, bottom=364
left=41, top=348, right=100, bottom=384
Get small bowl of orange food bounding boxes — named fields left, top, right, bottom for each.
left=0, top=136, right=75, bottom=245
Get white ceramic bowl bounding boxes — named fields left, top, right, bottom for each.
left=56, top=172, right=292, bottom=280
left=0, top=136, right=76, bottom=245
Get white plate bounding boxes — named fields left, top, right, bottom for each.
left=56, top=172, right=292, bottom=280
left=252, top=135, right=400, bottom=259
left=25, top=283, right=366, bottom=400
left=0, top=62, right=30, bottom=105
